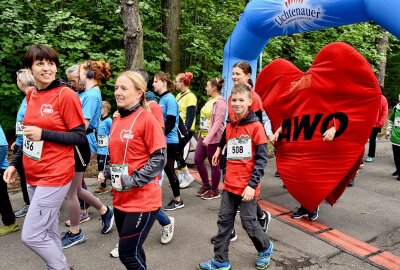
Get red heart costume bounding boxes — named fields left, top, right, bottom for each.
left=255, top=42, right=380, bottom=211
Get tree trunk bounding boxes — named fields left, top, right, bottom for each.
left=376, top=28, right=389, bottom=87
left=161, top=0, right=181, bottom=75
left=121, top=0, right=144, bottom=70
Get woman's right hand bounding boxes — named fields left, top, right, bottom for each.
left=212, top=147, right=221, bottom=166
left=3, top=166, right=17, bottom=184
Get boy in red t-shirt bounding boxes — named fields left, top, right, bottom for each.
left=198, top=84, right=273, bottom=270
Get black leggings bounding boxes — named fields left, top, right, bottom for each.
left=367, top=127, right=381, bottom=158
left=165, top=143, right=180, bottom=197
left=97, top=154, right=110, bottom=188
left=114, top=208, right=156, bottom=270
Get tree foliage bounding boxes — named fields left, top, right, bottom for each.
left=0, top=0, right=399, bottom=134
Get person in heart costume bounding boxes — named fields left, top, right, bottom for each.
left=255, top=42, right=381, bottom=212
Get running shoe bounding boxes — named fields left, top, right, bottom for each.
left=291, top=206, right=309, bottom=219
left=61, top=229, right=85, bottom=249
left=308, top=207, right=319, bottom=221
left=196, top=186, right=211, bottom=197
left=0, top=222, right=19, bottom=236
left=101, top=206, right=114, bottom=234
left=256, top=241, right=274, bottom=270
left=259, top=211, right=271, bottom=233
left=179, top=173, right=194, bottom=188
left=65, top=211, right=90, bottom=227
left=202, top=190, right=221, bottom=200
left=161, top=216, right=175, bottom=244
left=14, top=204, right=29, bottom=218
left=210, top=229, right=237, bottom=244
left=198, top=258, right=231, bottom=270
left=110, top=243, right=119, bottom=258
left=163, top=199, right=184, bottom=211
left=93, top=186, right=110, bottom=195
left=365, top=157, right=374, bottom=162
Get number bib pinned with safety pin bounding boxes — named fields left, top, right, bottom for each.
left=97, top=135, right=109, bottom=147
left=226, top=136, right=252, bottom=160
left=111, top=164, right=130, bottom=191
left=23, top=135, right=44, bottom=161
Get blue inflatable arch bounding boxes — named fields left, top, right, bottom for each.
left=222, top=0, right=400, bottom=99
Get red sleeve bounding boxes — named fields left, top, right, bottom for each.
left=59, top=88, right=85, bottom=129
left=252, top=122, right=268, bottom=146
left=143, top=113, right=167, bottom=154
left=250, top=91, right=264, bottom=113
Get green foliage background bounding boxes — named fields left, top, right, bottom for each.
left=0, top=0, right=399, bottom=135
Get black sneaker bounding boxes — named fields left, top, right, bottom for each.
left=163, top=199, right=184, bottom=211
left=210, top=229, right=237, bottom=244
left=397, top=175, right=400, bottom=181
left=308, top=207, right=319, bottom=221
left=291, top=206, right=309, bottom=219
left=259, top=211, right=271, bottom=233
left=348, top=177, right=355, bottom=187
left=274, top=171, right=280, bottom=177
left=392, top=171, right=399, bottom=177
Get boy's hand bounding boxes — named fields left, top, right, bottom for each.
left=273, top=126, right=282, bottom=143
left=242, top=186, right=255, bottom=201
left=212, top=147, right=221, bottom=166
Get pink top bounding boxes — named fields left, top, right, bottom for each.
left=203, top=97, right=227, bottom=145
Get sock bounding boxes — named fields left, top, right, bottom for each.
left=102, top=206, right=110, bottom=217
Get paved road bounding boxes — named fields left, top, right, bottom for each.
left=1, top=138, right=399, bottom=269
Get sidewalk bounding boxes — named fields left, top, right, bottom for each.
left=1, top=138, right=400, bottom=269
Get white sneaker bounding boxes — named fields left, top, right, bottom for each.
left=110, top=243, right=119, bottom=258
left=161, top=217, right=175, bottom=244
left=179, top=170, right=194, bottom=188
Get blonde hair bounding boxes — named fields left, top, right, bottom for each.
left=16, top=69, right=35, bottom=88
left=118, top=71, right=149, bottom=111
left=102, top=101, right=111, bottom=112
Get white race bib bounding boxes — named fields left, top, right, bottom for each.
left=111, top=164, right=129, bottom=191
left=15, top=121, right=24, bottom=136
left=395, top=117, right=400, bottom=127
left=199, top=117, right=209, bottom=130
left=226, top=136, right=252, bottom=160
left=23, top=136, right=44, bottom=161
left=97, top=135, right=109, bottom=147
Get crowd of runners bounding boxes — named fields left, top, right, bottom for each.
left=0, top=43, right=392, bottom=270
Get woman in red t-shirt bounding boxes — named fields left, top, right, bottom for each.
left=4, top=44, right=86, bottom=269
left=108, top=71, right=166, bottom=269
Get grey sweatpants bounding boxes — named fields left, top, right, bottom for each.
left=214, top=190, right=270, bottom=263
left=22, top=183, right=71, bottom=270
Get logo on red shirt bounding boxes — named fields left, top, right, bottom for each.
left=120, top=130, right=134, bottom=141
left=40, top=104, right=54, bottom=116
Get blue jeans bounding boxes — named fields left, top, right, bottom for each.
left=155, top=209, right=170, bottom=226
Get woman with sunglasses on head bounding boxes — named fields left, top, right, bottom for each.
left=110, top=70, right=166, bottom=269
left=61, top=60, right=114, bottom=249
left=4, top=44, right=86, bottom=270
left=11, top=69, right=36, bottom=218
